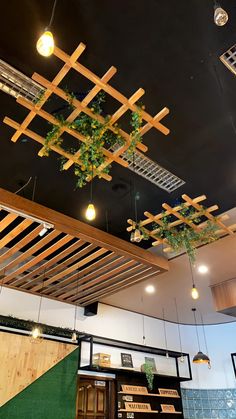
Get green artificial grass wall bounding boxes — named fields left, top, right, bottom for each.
left=0, top=347, right=79, bottom=419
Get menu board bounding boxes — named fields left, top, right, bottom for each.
left=121, top=385, right=148, bottom=394
left=158, top=388, right=179, bottom=397
left=121, top=353, right=133, bottom=368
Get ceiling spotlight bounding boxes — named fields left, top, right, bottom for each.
left=145, top=285, right=155, bottom=294
left=191, top=285, right=199, bottom=300
left=85, top=203, right=96, bottom=221
left=214, top=2, right=228, bottom=26
left=198, top=265, right=208, bottom=274
left=36, top=30, right=55, bottom=57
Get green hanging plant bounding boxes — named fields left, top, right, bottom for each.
left=142, top=362, right=154, bottom=391
left=152, top=206, right=218, bottom=264
left=42, top=91, right=143, bottom=187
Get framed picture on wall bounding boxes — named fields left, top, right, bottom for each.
left=144, top=357, right=157, bottom=372
left=121, top=353, right=133, bottom=368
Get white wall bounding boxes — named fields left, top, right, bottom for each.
left=1, top=287, right=236, bottom=389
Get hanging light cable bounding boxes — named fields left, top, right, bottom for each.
left=174, top=298, right=185, bottom=363
left=189, top=259, right=199, bottom=300
left=36, top=0, right=58, bottom=57
left=85, top=165, right=96, bottom=221
left=192, top=308, right=210, bottom=365
left=141, top=295, right=146, bottom=345
left=200, top=311, right=211, bottom=369
left=71, top=271, right=79, bottom=342
left=130, top=153, right=142, bottom=243
left=31, top=272, right=45, bottom=342
left=213, top=1, right=228, bottom=26
left=162, top=308, right=169, bottom=358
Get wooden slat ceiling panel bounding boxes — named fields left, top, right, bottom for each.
left=0, top=188, right=168, bottom=306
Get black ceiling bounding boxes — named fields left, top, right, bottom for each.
left=1, top=0, right=236, bottom=244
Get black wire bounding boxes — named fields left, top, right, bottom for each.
left=132, top=153, right=138, bottom=223
left=174, top=298, right=183, bottom=354
left=32, top=176, right=37, bottom=201
left=192, top=309, right=200, bottom=351
left=15, top=176, right=32, bottom=195
left=48, top=0, right=58, bottom=29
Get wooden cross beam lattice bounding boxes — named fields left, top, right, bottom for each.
left=3, top=42, right=170, bottom=182
left=127, top=194, right=236, bottom=252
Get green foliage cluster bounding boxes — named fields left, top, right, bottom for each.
left=143, top=362, right=154, bottom=390
left=41, top=91, right=143, bottom=188
left=153, top=205, right=218, bottom=263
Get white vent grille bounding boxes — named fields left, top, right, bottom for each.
left=0, top=59, right=185, bottom=192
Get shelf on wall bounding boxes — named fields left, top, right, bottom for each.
left=118, top=410, right=159, bottom=413
left=79, top=365, right=190, bottom=382
left=118, top=391, right=180, bottom=398
left=160, top=412, right=182, bottom=415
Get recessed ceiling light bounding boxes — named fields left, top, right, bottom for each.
left=198, top=265, right=208, bottom=274
left=145, top=285, right=155, bottom=294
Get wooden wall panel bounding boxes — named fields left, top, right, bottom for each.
left=0, top=331, right=76, bottom=406
left=211, top=278, right=236, bottom=317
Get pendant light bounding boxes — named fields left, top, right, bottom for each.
left=189, top=259, right=199, bottom=300
left=130, top=154, right=142, bottom=243
left=192, top=308, right=210, bottom=365
left=31, top=272, right=45, bottom=342
left=214, top=1, right=228, bottom=26
left=36, top=0, right=57, bottom=57
left=162, top=308, right=169, bottom=358
left=174, top=298, right=185, bottom=363
left=85, top=166, right=96, bottom=221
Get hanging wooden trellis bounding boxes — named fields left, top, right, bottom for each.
left=3, top=42, right=170, bottom=182
left=127, top=194, right=236, bottom=252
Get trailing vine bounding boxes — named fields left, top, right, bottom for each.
left=40, top=90, right=144, bottom=187
left=153, top=205, right=218, bottom=263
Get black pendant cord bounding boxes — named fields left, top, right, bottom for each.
left=162, top=308, right=168, bottom=354
left=90, top=165, right=93, bottom=203
left=133, top=153, right=138, bottom=224
left=32, top=176, right=37, bottom=201
left=15, top=176, right=32, bottom=195
left=200, top=311, right=209, bottom=356
left=141, top=296, right=146, bottom=345
left=37, top=272, right=46, bottom=324
left=189, top=257, right=196, bottom=288
left=174, top=298, right=183, bottom=355
left=105, top=210, right=109, bottom=233
left=73, top=271, right=80, bottom=331
left=47, top=0, right=58, bottom=29
left=192, top=308, right=201, bottom=352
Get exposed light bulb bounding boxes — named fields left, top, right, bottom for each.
left=36, top=30, right=54, bottom=57
left=191, top=286, right=199, bottom=300
left=130, top=231, right=135, bottom=242
left=166, top=352, right=169, bottom=359
left=198, top=265, right=208, bottom=274
left=214, top=6, right=228, bottom=26
left=208, top=361, right=212, bottom=369
left=133, top=228, right=142, bottom=243
left=145, top=285, right=155, bottom=294
left=71, top=331, right=77, bottom=342
left=31, top=327, right=41, bottom=340
left=39, top=225, right=48, bottom=237
left=85, top=203, right=96, bottom=221
left=180, top=355, right=185, bottom=363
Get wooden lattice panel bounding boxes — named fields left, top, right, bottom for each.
left=127, top=194, right=236, bottom=251
left=0, top=188, right=168, bottom=306
left=3, top=43, right=170, bottom=182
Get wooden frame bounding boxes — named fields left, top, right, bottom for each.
left=4, top=42, right=170, bottom=183
left=127, top=194, right=236, bottom=251
left=0, top=188, right=168, bottom=306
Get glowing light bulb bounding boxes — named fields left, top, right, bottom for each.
left=130, top=231, right=135, bottom=242
left=133, top=228, right=142, bottom=243
left=85, top=203, right=96, bottom=221
left=32, top=327, right=41, bottom=339
left=214, top=6, right=228, bottom=26
left=36, top=30, right=54, bottom=57
left=191, top=286, right=199, bottom=300
left=71, top=331, right=77, bottom=342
